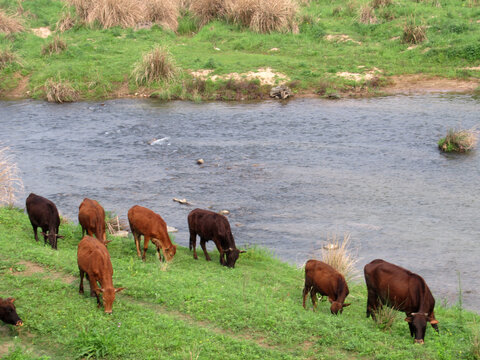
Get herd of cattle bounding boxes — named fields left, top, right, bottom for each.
left=0, top=193, right=440, bottom=344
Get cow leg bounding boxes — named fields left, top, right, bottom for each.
left=213, top=237, right=225, bottom=265
left=302, top=285, right=311, bottom=309
left=142, top=236, right=150, bottom=261
left=366, top=290, right=378, bottom=320
left=88, top=277, right=101, bottom=306
left=310, top=289, right=318, bottom=311
left=79, top=269, right=85, bottom=294
left=190, top=232, right=198, bottom=259
left=42, top=226, right=49, bottom=246
left=157, top=245, right=164, bottom=262
left=132, top=231, right=142, bottom=259
left=408, top=322, right=415, bottom=337
left=200, top=238, right=211, bottom=261
left=32, top=225, right=39, bottom=242
left=81, top=226, right=85, bottom=237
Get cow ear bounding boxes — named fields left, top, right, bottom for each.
left=41, top=232, right=46, bottom=236
left=239, top=250, right=247, bottom=253
left=342, top=303, right=351, bottom=308
left=104, top=240, right=112, bottom=246
left=115, top=287, right=125, bottom=293
left=97, top=288, right=104, bottom=294
left=430, top=319, right=439, bottom=325
left=404, top=317, right=413, bottom=323
left=57, top=235, right=65, bottom=239
left=6, top=297, right=15, bottom=303
left=328, top=298, right=333, bottom=304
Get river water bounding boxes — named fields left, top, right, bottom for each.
left=1, top=95, right=479, bottom=311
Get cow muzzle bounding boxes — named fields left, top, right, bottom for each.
left=414, top=339, right=424, bottom=345
left=16, top=320, right=23, bottom=326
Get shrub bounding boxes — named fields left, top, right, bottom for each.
left=371, top=0, right=393, bottom=8
left=373, top=302, right=399, bottom=331
left=0, top=147, right=24, bottom=206
left=41, top=36, right=68, bottom=55
left=132, top=47, right=179, bottom=85
left=56, top=11, right=76, bottom=32
left=402, top=17, right=427, bottom=44
left=0, top=10, right=23, bottom=34
left=0, top=49, right=17, bottom=69
left=224, top=0, right=256, bottom=27
left=68, top=0, right=143, bottom=28
left=189, top=0, right=225, bottom=25
left=438, top=128, right=479, bottom=153
left=319, top=232, right=359, bottom=282
left=143, top=0, right=179, bottom=31
left=358, top=4, right=377, bottom=24
left=45, top=79, right=79, bottom=103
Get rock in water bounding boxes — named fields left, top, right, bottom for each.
left=270, top=85, right=292, bottom=99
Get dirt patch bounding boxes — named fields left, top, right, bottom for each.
left=4, top=74, right=30, bottom=99
left=382, top=75, right=479, bottom=94
left=336, top=67, right=382, bottom=82
left=32, top=27, right=52, bottom=38
left=325, top=34, right=361, bottom=45
left=12, top=260, right=77, bottom=284
left=192, top=67, right=289, bottom=86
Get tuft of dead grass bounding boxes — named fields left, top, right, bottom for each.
left=189, top=0, right=226, bottom=26
left=143, top=0, right=179, bottom=31
left=318, top=232, right=359, bottom=282
left=373, top=302, right=398, bottom=331
left=250, top=0, right=299, bottom=33
left=0, top=147, right=24, bottom=206
left=56, top=11, right=76, bottom=32
left=132, top=46, right=179, bottom=85
left=45, top=78, right=79, bottom=103
left=371, top=0, right=393, bottom=8
left=41, top=36, right=68, bottom=55
left=0, top=9, right=24, bottom=34
left=358, top=4, right=377, bottom=24
left=402, top=16, right=427, bottom=44
left=0, top=49, right=17, bottom=69
left=438, top=127, right=479, bottom=153
left=68, top=0, right=143, bottom=28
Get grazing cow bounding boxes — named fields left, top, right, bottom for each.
left=25, top=193, right=63, bottom=249
left=188, top=208, right=245, bottom=268
left=0, top=298, right=23, bottom=327
left=302, top=260, right=351, bottom=315
left=364, top=259, right=439, bottom=344
left=127, top=205, right=177, bottom=262
left=78, top=198, right=108, bottom=245
left=77, top=235, right=124, bottom=313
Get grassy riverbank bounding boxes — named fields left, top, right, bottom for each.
left=0, top=206, right=479, bottom=359
left=0, top=0, right=480, bottom=101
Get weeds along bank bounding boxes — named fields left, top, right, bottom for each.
left=0, top=207, right=479, bottom=359
left=0, top=0, right=480, bottom=101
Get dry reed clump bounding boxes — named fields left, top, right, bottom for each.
left=0, top=49, right=17, bottom=69
left=358, top=4, right=378, bottom=24
left=318, top=232, right=359, bottom=282
left=0, top=9, right=24, bottom=34
left=0, top=147, right=24, bottom=206
left=250, top=0, right=299, bottom=33
left=373, top=302, right=399, bottom=331
left=189, top=0, right=226, bottom=25
left=41, top=36, right=68, bottom=55
left=56, top=11, right=76, bottom=32
left=143, top=0, right=179, bottom=31
left=402, top=17, right=427, bottom=44
left=132, top=47, right=179, bottom=85
left=45, top=78, right=79, bottom=103
left=371, top=0, right=393, bottom=8
left=438, top=128, right=479, bottom=153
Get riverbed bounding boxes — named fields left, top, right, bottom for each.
left=1, top=95, right=479, bottom=311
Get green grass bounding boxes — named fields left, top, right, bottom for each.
left=0, top=0, right=479, bottom=100
left=0, top=206, right=479, bottom=359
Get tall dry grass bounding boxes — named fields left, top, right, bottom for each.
left=0, top=49, right=17, bottom=69
left=132, top=47, right=179, bottom=85
left=144, top=0, right=179, bottom=31
left=42, top=36, right=68, bottom=55
left=358, top=4, right=378, bottom=24
left=402, top=16, right=427, bottom=44
left=0, top=147, right=24, bottom=206
left=189, top=0, right=225, bottom=25
left=45, top=79, right=79, bottom=103
left=0, top=9, right=24, bottom=34
left=318, top=232, right=359, bottom=282
left=56, top=11, right=76, bottom=32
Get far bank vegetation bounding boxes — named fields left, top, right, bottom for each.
left=66, top=0, right=299, bottom=33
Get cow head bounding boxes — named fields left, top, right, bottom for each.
left=98, top=287, right=125, bottom=314
left=405, top=312, right=439, bottom=343
left=328, top=299, right=351, bottom=315
left=224, top=248, right=246, bottom=268
left=164, top=244, right=177, bottom=262
left=41, top=232, right=64, bottom=248
left=0, top=298, right=23, bottom=326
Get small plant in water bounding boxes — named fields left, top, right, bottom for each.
left=438, top=128, right=478, bottom=153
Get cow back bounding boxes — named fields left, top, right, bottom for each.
left=128, top=205, right=172, bottom=246
left=77, top=236, right=113, bottom=280
left=78, top=198, right=106, bottom=241
left=26, top=193, right=60, bottom=229
left=188, top=208, right=235, bottom=248
left=305, top=260, right=348, bottom=299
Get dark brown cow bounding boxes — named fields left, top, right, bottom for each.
left=78, top=198, right=108, bottom=245
left=0, top=298, right=23, bottom=327
left=26, top=193, right=63, bottom=249
left=77, top=235, right=124, bottom=313
left=364, top=259, right=439, bottom=344
left=302, top=259, right=351, bottom=315
left=188, top=208, right=245, bottom=268
left=127, top=205, right=177, bottom=262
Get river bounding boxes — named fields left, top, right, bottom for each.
left=1, top=95, right=479, bottom=311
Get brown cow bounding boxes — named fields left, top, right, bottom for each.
left=364, top=259, right=439, bottom=344
left=127, top=205, right=177, bottom=262
left=78, top=198, right=108, bottom=245
left=188, top=208, right=245, bottom=268
left=77, top=235, right=125, bottom=313
left=302, top=259, right=351, bottom=315
left=26, top=193, right=63, bottom=249
left=0, top=298, right=23, bottom=326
